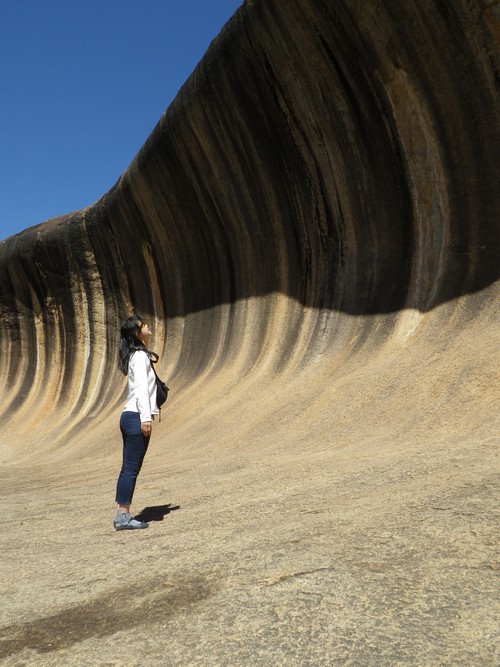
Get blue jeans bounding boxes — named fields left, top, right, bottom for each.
left=115, top=411, right=151, bottom=505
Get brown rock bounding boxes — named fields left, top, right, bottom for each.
left=0, top=1, right=498, bottom=665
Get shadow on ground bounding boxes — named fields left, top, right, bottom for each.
left=134, top=504, right=181, bottom=522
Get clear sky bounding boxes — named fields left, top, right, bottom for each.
left=0, top=1, right=243, bottom=241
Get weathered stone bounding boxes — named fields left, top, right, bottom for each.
left=0, top=1, right=498, bottom=665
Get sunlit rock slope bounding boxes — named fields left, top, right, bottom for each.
left=0, top=0, right=498, bottom=464
left=0, top=2, right=499, bottom=664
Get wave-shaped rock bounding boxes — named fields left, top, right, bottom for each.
left=0, top=0, right=498, bottom=463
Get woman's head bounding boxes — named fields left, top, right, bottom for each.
left=120, top=314, right=143, bottom=343
left=118, top=314, right=153, bottom=374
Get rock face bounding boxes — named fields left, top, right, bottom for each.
left=0, top=0, right=497, bottom=461
left=0, top=2, right=499, bottom=664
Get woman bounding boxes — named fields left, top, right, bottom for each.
left=114, top=314, right=159, bottom=530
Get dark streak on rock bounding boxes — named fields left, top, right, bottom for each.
left=0, top=575, right=215, bottom=659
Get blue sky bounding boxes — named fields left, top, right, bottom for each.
left=0, top=1, right=242, bottom=241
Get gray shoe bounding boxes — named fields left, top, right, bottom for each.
left=114, top=511, right=148, bottom=531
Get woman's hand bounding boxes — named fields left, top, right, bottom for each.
left=141, top=421, right=152, bottom=436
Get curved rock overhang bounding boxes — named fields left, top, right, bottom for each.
left=0, top=0, right=498, bottom=462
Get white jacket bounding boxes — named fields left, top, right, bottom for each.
left=123, top=350, right=159, bottom=422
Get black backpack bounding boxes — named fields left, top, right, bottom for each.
left=150, top=353, right=169, bottom=407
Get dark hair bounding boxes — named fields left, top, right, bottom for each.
left=118, top=314, right=148, bottom=375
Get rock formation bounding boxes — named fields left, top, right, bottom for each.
left=0, top=0, right=497, bottom=462
left=0, top=1, right=498, bottom=663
